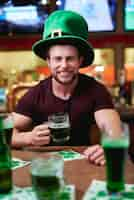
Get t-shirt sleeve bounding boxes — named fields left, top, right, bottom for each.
left=14, top=88, right=36, bottom=119
left=93, top=82, right=114, bottom=112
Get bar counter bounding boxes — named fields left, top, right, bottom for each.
left=12, top=146, right=134, bottom=200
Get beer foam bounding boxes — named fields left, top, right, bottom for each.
left=31, top=157, right=63, bottom=177
left=49, top=122, right=70, bottom=129
left=102, top=138, right=129, bottom=148
left=32, top=168, right=56, bottom=176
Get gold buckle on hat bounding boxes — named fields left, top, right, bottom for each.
left=51, top=29, right=62, bottom=38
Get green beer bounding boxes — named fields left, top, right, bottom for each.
left=32, top=174, right=60, bottom=200
left=102, top=138, right=129, bottom=192
left=0, top=116, right=12, bottom=193
left=4, top=127, right=13, bottom=146
left=3, top=114, right=13, bottom=146
left=31, top=155, right=64, bottom=200
left=0, top=167, right=12, bottom=193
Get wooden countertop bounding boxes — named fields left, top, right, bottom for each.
left=12, top=147, right=134, bottom=200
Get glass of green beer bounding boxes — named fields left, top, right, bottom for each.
left=3, top=113, right=14, bottom=147
left=31, top=153, right=64, bottom=200
left=101, top=122, right=130, bottom=194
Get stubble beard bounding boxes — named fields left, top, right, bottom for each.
left=53, top=73, right=77, bottom=85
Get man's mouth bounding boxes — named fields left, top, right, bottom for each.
left=59, top=71, right=71, bottom=76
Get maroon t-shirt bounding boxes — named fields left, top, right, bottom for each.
left=15, top=74, right=114, bottom=145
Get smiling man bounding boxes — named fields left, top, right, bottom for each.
left=12, top=10, right=121, bottom=166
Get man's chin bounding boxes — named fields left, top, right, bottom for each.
left=57, top=80, right=73, bottom=85
left=54, top=76, right=76, bottom=85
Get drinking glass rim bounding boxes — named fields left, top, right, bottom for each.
left=31, top=153, right=64, bottom=170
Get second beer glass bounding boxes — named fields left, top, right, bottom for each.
left=101, top=122, right=129, bottom=194
left=31, top=153, right=64, bottom=200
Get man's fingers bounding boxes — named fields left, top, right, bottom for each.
left=90, top=147, right=104, bottom=161
left=36, top=130, right=50, bottom=137
left=83, top=145, right=101, bottom=157
left=35, top=124, right=49, bottom=131
left=94, top=155, right=105, bottom=166
left=83, top=145, right=105, bottom=166
left=32, top=135, right=51, bottom=146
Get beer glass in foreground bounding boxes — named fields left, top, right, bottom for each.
left=48, top=112, right=70, bottom=144
left=101, top=122, right=129, bottom=194
left=0, top=114, right=12, bottom=193
left=31, top=153, right=64, bottom=200
left=3, top=113, right=13, bottom=146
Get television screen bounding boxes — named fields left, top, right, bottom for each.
left=56, top=0, right=117, bottom=32
left=124, top=0, right=134, bottom=31
left=0, top=4, right=48, bottom=34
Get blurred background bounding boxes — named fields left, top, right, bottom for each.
left=0, top=0, right=134, bottom=113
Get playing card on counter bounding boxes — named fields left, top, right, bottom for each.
left=12, top=158, right=31, bottom=170
left=0, top=185, right=75, bottom=200
left=57, top=150, right=85, bottom=161
left=82, top=180, right=134, bottom=200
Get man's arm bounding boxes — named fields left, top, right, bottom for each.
left=12, top=112, right=51, bottom=148
left=83, top=109, right=121, bottom=165
left=94, top=108, right=121, bottom=133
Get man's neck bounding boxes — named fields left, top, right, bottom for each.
left=52, top=77, right=78, bottom=100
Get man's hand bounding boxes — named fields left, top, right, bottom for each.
left=83, top=145, right=105, bottom=166
left=30, top=123, right=51, bottom=146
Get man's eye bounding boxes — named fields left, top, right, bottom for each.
left=54, top=57, right=61, bottom=61
left=67, top=57, right=75, bottom=62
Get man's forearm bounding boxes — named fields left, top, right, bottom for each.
left=12, top=129, right=32, bottom=148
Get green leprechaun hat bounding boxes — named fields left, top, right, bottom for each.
left=32, top=10, right=94, bottom=68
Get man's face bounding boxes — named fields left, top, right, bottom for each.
left=46, top=45, right=83, bottom=85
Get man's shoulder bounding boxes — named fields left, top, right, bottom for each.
left=78, top=74, right=109, bottom=97
left=79, top=74, right=103, bottom=87
left=22, top=77, right=51, bottom=98
left=31, top=77, right=51, bottom=90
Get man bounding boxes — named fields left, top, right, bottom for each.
left=12, top=10, right=121, bottom=166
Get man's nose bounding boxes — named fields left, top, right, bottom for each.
left=61, top=59, right=68, bottom=68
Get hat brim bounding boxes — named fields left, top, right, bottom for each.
left=32, top=36, right=94, bottom=68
